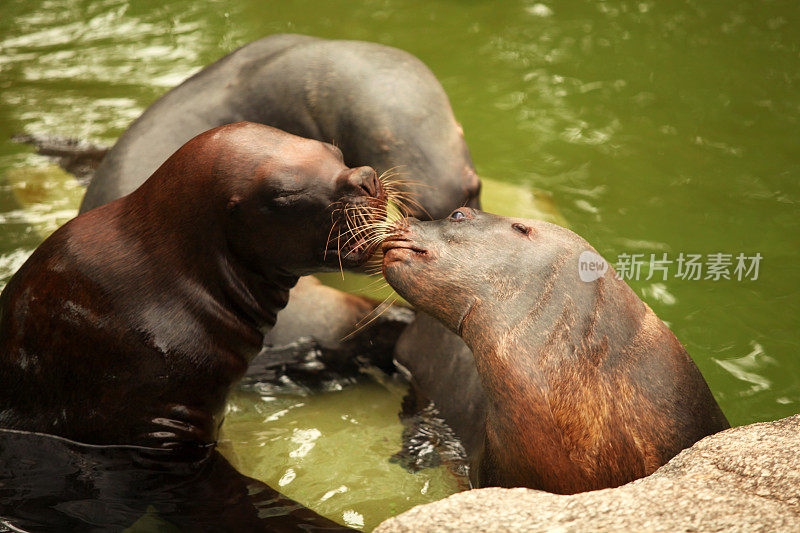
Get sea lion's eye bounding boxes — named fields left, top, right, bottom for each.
left=512, top=223, right=531, bottom=236
left=450, top=210, right=466, bottom=221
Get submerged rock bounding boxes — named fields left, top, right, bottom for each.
left=375, top=414, right=800, bottom=532
left=390, top=402, right=470, bottom=481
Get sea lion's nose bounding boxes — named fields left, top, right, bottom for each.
left=339, top=166, right=381, bottom=198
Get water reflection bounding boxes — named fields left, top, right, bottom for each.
left=714, top=342, right=777, bottom=396
left=0, top=428, right=351, bottom=531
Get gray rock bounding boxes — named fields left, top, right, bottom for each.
left=376, top=414, right=800, bottom=532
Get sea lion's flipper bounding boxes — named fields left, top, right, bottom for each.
left=12, top=133, right=109, bottom=182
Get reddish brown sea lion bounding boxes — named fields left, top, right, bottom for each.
left=0, top=121, right=386, bottom=451
left=381, top=208, right=729, bottom=493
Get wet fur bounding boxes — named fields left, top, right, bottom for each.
left=383, top=211, right=729, bottom=493
left=0, top=122, right=385, bottom=449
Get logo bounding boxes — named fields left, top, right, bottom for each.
left=578, top=250, right=608, bottom=282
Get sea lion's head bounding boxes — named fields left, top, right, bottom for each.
left=160, top=122, right=388, bottom=276
left=381, top=208, right=595, bottom=336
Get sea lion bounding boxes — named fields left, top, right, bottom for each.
left=381, top=208, right=729, bottom=493
left=77, top=34, right=480, bottom=363
left=0, top=121, right=386, bottom=450
left=80, top=34, right=479, bottom=217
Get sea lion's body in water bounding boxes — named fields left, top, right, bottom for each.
left=78, top=34, right=481, bottom=360
left=382, top=209, right=729, bottom=492
left=0, top=428, right=351, bottom=531
left=0, top=122, right=384, bottom=529
left=0, top=122, right=386, bottom=449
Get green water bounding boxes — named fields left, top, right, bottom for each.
left=1, top=0, right=798, bottom=529
left=220, top=378, right=467, bottom=530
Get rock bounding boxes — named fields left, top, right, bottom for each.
left=375, top=414, right=800, bottom=532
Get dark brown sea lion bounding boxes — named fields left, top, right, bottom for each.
left=0, top=121, right=386, bottom=451
left=381, top=208, right=729, bottom=493
left=76, top=34, right=480, bottom=364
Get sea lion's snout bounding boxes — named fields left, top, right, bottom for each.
left=381, top=219, right=429, bottom=264
left=324, top=165, right=388, bottom=268
left=336, top=166, right=384, bottom=203
left=381, top=207, right=480, bottom=266
left=381, top=215, right=477, bottom=334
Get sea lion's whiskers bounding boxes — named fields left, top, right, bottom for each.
left=340, top=294, right=399, bottom=341
left=357, top=275, right=392, bottom=291
left=377, top=175, right=408, bottom=189
left=395, top=194, right=431, bottom=219
left=323, top=208, right=343, bottom=261
left=354, top=283, right=393, bottom=298
left=352, top=201, right=393, bottom=238
left=377, top=166, right=407, bottom=183
left=362, top=267, right=387, bottom=282
left=336, top=225, right=344, bottom=279
left=340, top=207, right=373, bottom=248
left=361, top=259, right=392, bottom=280
left=355, top=220, right=397, bottom=245
left=378, top=173, right=432, bottom=218
left=387, top=193, right=430, bottom=219
left=379, top=170, right=437, bottom=218
left=387, top=196, right=412, bottom=215
left=341, top=211, right=358, bottom=257
left=375, top=168, right=427, bottom=189
left=361, top=219, right=404, bottom=233
left=326, top=190, right=383, bottom=263
left=382, top=181, right=433, bottom=194
left=363, top=263, right=385, bottom=276
left=341, top=208, right=376, bottom=259
left=384, top=193, right=419, bottom=213
left=383, top=179, right=432, bottom=191
left=381, top=184, right=429, bottom=204
left=328, top=180, right=412, bottom=266
left=364, top=224, right=396, bottom=242
left=381, top=199, right=406, bottom=221
left=361, top=274, right=391, bottom=289
left=362, top=255, right=384, bottom=272
left=327, top=199, right=345, bottom=215
left=327, top=211, right=354, bottom=248
left=340, top=230, right=387, bottom=260
left=361, top=273, right=385, bottom=284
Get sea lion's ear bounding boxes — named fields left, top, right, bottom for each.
left=324, top=143, right=345, bottom=162
left=512, top=223, right=531, bottom=236
left=227, top=195, right=243, bottom=211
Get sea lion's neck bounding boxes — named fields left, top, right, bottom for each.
left=126, top=174, right=299, bottom=335
left=112, top=192, right=297, bottom=352
left=463, top=272, right=643, bottom=368
left=67, top=194, right=298, bottom=448
left=460, top=274, right=649, bottom=490
left=213, top=254, right=298, bottom=333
